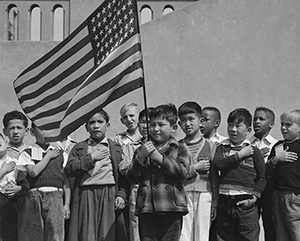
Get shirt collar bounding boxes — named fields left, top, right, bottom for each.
left=87, top=136, right=109, bottom=146
left=159, top=136, right=179, bottom=153
left=7, top=143, right=27, bottom=153
left=221, top=138, right=251, bottom=147
left=249, top=134, right=277, bottom=145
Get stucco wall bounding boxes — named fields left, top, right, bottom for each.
left=1, top=0, right=300, bottom=145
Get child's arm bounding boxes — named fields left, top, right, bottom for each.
left=213, top=145, right=254, bottom=171
left=147, top=142, right=190, bottom=183
left=25, top=148, right=61, bottom=177
left=63, top=171, right=71, bottom=220
left=210, top=143, right=219, bottom=221
left=66, top=143, right=110, bottom=177
left=0, top=161, right=15, bottom=179
left=252, top=147, right=266, bottom=199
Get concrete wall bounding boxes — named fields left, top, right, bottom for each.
left=1, top=0, right=300, bottom=145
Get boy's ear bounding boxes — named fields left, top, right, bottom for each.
left=269, top=122, right=275, bottom=129
left=247, top=126, right=252, bottom=134
left=172, top=124, right=178, bottom=132
left=3, top=128, right=8, bottom=137
left=214, top=120, right=220, bottom=128
left=30, top=128, right=35, bottom=136
left=120, top=118, right=125, bottom=125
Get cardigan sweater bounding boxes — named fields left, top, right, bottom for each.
left=213, top=143, right=266, bottom=198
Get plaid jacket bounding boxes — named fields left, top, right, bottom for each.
left=127, top=136, right=190, bottom=215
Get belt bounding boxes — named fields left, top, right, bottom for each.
left=220, top=194, right=253, bottom=202
left=30, top=187, right=63, bottom=192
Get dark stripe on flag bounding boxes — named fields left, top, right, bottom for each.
left=15, top=35, right=92, bottom=95
left=23, top=67, right=96, bottom=116
left=18, top=50, right=95, bottom=105
left=15, top=20, right=89, bottom=78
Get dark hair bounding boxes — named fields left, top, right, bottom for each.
left=255, top=107, right=275, bottom=122
left=139, top=107, right=154, bottom=121
left=86, top=109, right=110, bottom=124
left=178, top=102, right=202, bottom=118
left=227, top=108, right=252, bottom=127
left=203, top=106, right=221, bottom=121
left=3, top=110, right=28, bottom=129
left=150, top=103, right=178, bottom=126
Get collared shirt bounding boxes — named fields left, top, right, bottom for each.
left=249, top=134, right=278, bottom=162
left=0, top=155, right=18, bottom=194
left=52, top=137, right=76, bottom=167
left=81, top=137, right=115, bottom=186
left=113, top=130, right=142, bottom=146
left=210, top=132, right=227, bottom=144
left=7, top=143, right=27, bottom=159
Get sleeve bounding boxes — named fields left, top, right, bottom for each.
left=213, top=145, right=241, bottom=171
left=209, top=142, right=219, bottom=208
left=119, top=143, right=135, bottom=175
left=252, top=147, right=266, bottom=197
left=65, top=142, right=96, bottom=177
left=159, top=144, right=190, bottom=183
left=126, top=147, right=147, bottom=184
left=18, top=149, right=35, bottom=167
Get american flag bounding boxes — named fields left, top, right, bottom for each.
left=13, top=0, right=144, bottom=142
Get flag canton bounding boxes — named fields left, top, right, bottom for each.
left=88, top=0, right=138, bottom=66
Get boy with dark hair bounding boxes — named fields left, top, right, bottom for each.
left=266, top=109, right=300, bottom=241
left=120, top=107, right=154, bottom=241
left=0, top=132, right=25, bottom=241
left=18, top=123, right=71, bottom=241
left=178, top=102, right=218, bottom=241
left=66, top=110, right=129, bottom=241
left=2, top=110, right=29, bottom=241
left=200, top=107, right=226, bottom=144
left=249, top=107, right=277, bottom=241
left=213, top=108, right=266, bottom=241
left=127, top=103, right=190, bottom=241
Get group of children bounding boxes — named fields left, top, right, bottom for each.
left=0, top=102, right=299, bottom=241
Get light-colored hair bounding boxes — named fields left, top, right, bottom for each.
left=280, top=109, right=300, bottom=125
left=120, top=103, right=140, bottom=117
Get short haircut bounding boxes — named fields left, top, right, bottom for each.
left=203, top=106, right=222, bottom=121
left=120, top=103, right=140, bottom=117
left=150, top=103, right=178, bottom=126
left=86, top=109, right=110, bottom=124
left=3, top=110, right=28, bottom=129
left=139, top=107, right=154, bottom=121
left=280, top=109, right=300, bottom=126
left=178, top=102, right=202, bottom=118
left=227, top=108, right=252, bottom=127
left=255, top=107, right=275, bottom=122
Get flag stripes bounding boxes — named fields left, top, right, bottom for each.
left=13, top=0, right=144, bottom=142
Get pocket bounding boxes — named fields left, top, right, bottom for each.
left=174, top=186, right=187, bottom=207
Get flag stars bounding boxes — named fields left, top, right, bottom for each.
left=97, top=12, right=101, bottom=18
left=102, top=7, right=106, bottom=14
left=129, top=27, right=134, bottom=34
left=122, top=5, right=126, bottom=11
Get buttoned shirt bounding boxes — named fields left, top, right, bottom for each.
left=210, top=132, right=227, bottom=144
left=249, top=134, right=278, bottom=162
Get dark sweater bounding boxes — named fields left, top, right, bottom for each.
left=213, top=143, right=266, bottom=198
left=266, top=138, right=300, bottom=193
left=25, top=144, right=64, bottom=189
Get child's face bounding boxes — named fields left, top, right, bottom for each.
left=200, top=110, right=218, bottom=138
left=253, top=111, right=273, bottom=137
left=280, top=119, right=300, bottom=141
left=149, top=117, right=176, bottom=146
left=3, top=119, right=28, bottom=146
left=120, top=107, right=139, bottom=132
left=0, top=136, right=8, bottom=156
left=138, top=116, right=148, bottom=138
left=179, top=113, right=201, bottom=137
left=85, top=113, right=110, bottom=141
left=227, top=120, right=251, bottom=146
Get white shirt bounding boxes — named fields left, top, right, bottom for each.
left=249, top=134, right=278, bottom=162
left=0, top=155, right=18, bottom=194
left=210, top=132, right=227, bottom=144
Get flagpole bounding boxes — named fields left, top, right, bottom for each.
left=134, top=0, right=150, bottom=140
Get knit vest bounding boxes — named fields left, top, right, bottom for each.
left=25, top=146, right=64, bottom=189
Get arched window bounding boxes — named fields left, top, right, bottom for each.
left=30, top=5, right=41, bottom=41
left=140, top=5, right=152, bottom=25
left=7, top=5, right=19, bottom=40
left=53, top=5, right=64, bottom=41
left=163, top=5, right=174, bottom=15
